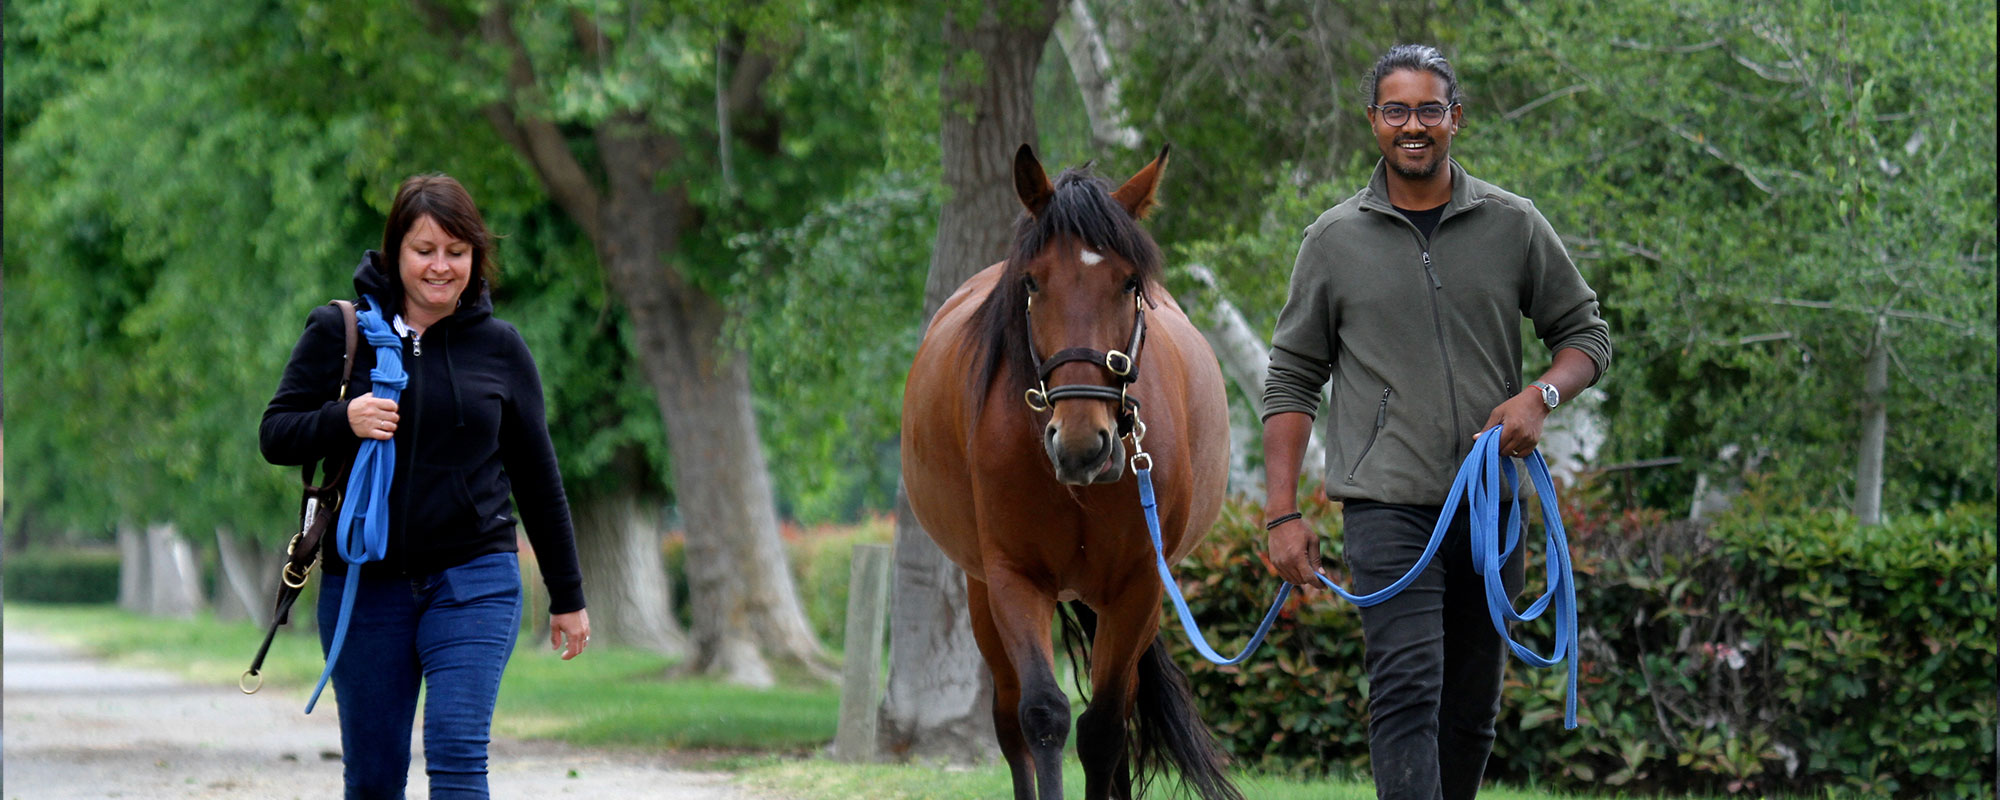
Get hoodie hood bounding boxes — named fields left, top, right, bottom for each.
left=352, top=249, right=493, bottom=327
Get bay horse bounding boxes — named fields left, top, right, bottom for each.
left=901, top=144, right=1239, bottom=800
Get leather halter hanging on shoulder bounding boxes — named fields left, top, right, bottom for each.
left=1022, top=291, right=1148, bottom=437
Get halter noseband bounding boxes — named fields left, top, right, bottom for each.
left=1022, top=291, right=1147, bottom=437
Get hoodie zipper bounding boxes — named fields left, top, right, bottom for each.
left=1418, top=248, right=1464, bottom=456
left=1345, top=388, right=1393, bottom=483
left=394, top=329, right=423, bottom=567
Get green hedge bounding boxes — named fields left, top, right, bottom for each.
left=1164, top=489, right=1997, bottom=797
left=5, top=548, right=123, bottom=604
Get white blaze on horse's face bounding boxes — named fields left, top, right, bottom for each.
left=1031, top=243, right=1137, bottom=486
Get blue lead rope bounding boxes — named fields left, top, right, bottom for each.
left=1140, top=424, right=1580, bottom=729
left=1141, top=469, right=1294, bottom=665
left=304, top=296, right=404, bottom=714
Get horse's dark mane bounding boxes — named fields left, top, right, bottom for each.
left=964, top=165, right=1164, bottom=415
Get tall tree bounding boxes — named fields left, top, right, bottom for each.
left=1473, top=0, right=1996, bottom=514
left=879, top=0, right=1063, bottom=763
left=362, top=0, right=880, bottom=682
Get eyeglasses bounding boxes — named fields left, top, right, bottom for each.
left=1369, top=103, right=1455, bottom=127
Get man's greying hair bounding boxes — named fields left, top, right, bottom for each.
left=1365, top=44, right=1464, bottom=107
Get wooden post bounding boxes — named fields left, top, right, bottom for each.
left=833, top=543, right=892, bottom=762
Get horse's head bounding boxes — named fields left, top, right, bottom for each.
left=1008, top=143, right=1170, bottom=485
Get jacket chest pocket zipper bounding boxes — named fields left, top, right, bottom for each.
left=1346, top=388, right=1392, bottom=484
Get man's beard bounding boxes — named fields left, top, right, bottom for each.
left=1389, top=139, right=1446, bottom=180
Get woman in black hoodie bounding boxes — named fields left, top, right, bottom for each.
left=261, top=173, right=588, bottom=799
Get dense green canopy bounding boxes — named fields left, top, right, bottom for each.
left=6, top=0, right=1992, bottom=546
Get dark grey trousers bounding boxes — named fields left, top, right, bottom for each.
left=1342, top=500, right=1527, bottom=800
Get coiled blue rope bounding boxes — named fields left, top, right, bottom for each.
left=1141, top=423, right=1579, bottom=729
left=304, top=296, right=404, bottom=714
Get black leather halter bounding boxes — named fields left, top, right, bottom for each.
left=1022, top=292, right=1147, bottom=437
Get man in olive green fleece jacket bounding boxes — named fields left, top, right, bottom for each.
left=1260, top=45, right=1610, bottom=800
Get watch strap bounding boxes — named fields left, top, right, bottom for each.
left=1531, top=381, right=1561, bottom=409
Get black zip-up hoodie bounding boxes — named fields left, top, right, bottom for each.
left=260, top=251, right=585, bottom=614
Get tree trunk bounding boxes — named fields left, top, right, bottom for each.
left=593, top=126, right=828, bottom=685
left=880, top=0, right=1061, bottom=764
left=145, top=523, right=204, bottom=619
left=1182, top=262, right=1326, bottom=493
left=117, top=523, right=149, bottom=613
left=1054, top=0, right=1141, bottom=150
left=213, top=527, right=274, bottom=627
left=1853, top=317, right=1889, bottom=525
left=571, top=475, right=687, bottom=656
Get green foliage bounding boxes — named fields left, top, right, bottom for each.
left=730, top=172, right=938, bottom=522
left=2, top=549, right=122, bottom=603
left=1167, top=489, right=1998, bottom=796
left=1464, top=0, right=1997, bottom=508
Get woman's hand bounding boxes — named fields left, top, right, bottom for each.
left=346, top=393, right=400, bottom=440
left=550, top=609, right=591, bottom=660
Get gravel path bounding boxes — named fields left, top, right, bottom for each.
left=2, top=627, right=780, bottom=799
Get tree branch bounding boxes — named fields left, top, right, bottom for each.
left=1561, top=235, right=1663, bottom=263
left=1502, top=83, right=1590, bottom=120
left=1055, top=0, right=1142, bottom=149
left=1610, top=36, right=1724, bottom=54
left=1730, top=52, right=1803, bottom=83
left=472, top=3, right=602, bottom=242
left=1765, top=297, right=1985, bottom=334
left=406, top=0, right=603, bottom=240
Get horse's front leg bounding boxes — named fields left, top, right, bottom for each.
left=979, top=570, right=1068, bottom=800
left=1075, top=589, right=1159, bottom=800
left=967, top=575, right=1036, bottom=800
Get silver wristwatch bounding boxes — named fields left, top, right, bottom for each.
left=1530, top=381, right=1561, bottom=409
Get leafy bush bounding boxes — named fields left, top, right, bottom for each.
left=1165, top=487, right=1997, bottom=797
left=5, top=548, right=122, bottom=604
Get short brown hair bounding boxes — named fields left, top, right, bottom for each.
left=380, top=173, right=497, bottom=314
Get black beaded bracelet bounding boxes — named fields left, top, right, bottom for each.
left=1264, top=512, right=1303, bottom=531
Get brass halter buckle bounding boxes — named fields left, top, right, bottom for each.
left=282, top=532, right=319, bottom=589
left=1105, top=350, right=1133, bottom=377
left=239, top=669, right=264, bottom=694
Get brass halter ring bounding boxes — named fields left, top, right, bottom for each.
left=1025, top=384, right=1052, bottom=412
left=240, top=669, right=264, bottom=694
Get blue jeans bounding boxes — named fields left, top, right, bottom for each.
left=318, top=551, right=523, bottom=800
left=1343, top=501, right=1526, bottom=800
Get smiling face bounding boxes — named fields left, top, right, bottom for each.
left=397, top=214, right=473, bottom=328
left=1370, top=68, right=1462, bottom=182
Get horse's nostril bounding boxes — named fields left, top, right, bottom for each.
left=1097, top=430, right=1111, bottom=458
left=1046, top=424, right=1059, bottom=443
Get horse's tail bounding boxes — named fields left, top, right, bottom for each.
left=1132, top=634, right=1244, bottom=800
left=1060, top=601, right=1242, bottom=800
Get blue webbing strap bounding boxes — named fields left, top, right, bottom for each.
left=304, top=296, right=404, bottom=714
left=1140, top=467, right=1294, bottom=665
left=1142, top=424, right=1579, bottom=729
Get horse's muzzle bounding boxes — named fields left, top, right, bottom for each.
left=1047, top=424, right=1126, bottom=485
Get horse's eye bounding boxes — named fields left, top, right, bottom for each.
left=1024, top=275, right=1039, bottom=293
left=1123, top=276, right=1141, bottom=294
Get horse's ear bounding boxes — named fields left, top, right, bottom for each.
left=1014, top=144, right=1053, bottom=217
left=1112, top=144, right=1171, bottom=220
